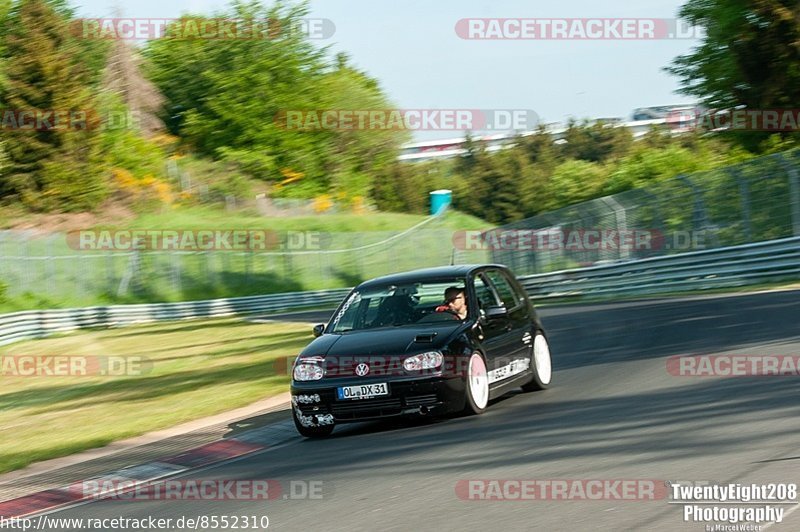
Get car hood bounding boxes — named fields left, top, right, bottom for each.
left=301, top=323, right=466, bottom=358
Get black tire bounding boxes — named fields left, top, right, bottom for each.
left=462, top=352, right=489, bottom=415
left=521, top=332, right=553, bottom=392
left=292, top=407, right=335, bottom=438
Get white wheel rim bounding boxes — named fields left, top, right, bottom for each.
left=468, top=354, right=489, bottom=409
left=533, top=335, right=552, bottom=385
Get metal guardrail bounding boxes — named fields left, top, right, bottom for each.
left=1, top=236, right=799, bottom=347
left=0, top=289, right=352, bottom=347
left=518, top=236, right=800, bottom=299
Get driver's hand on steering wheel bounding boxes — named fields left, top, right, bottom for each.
left=434, top=305, right=461, bottom=320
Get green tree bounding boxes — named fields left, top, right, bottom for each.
left=371, top=160, right=428, bottom=213
left=94, top=92, right=167, bottom=180
left=559, top=119, right=633, bottom=162
left=515, top=128, right=559, bottom=217
left=314, top=57, right=407, bottom=200
left=667, top=0, right=800, bottom=150
left=0, top=0, right=105, bottom=209
left=547, top=159, right=608, bottom=211
left=146, top=1, right=404, bottom=199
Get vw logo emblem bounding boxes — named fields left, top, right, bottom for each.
left=355, top=363, right=370, bottom=377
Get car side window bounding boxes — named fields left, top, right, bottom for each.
left=484, top=270, right=521, bottom=310
left=475, top=275, right=497, bottom=310
left=508, top=276, right=529, bottom=306
left=474, top=275, right=498, bottom=311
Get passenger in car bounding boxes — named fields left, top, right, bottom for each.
left=373, top=295, right=415, bottom=327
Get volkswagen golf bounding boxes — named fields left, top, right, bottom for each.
left=290, top=264, right=553, bottom=437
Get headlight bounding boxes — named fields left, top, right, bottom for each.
left=403, top=351, right=444, bottom=371
left=293, top=363, right=324, bottom=381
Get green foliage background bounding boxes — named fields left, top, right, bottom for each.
left=0, top=0, right=798, bottom=226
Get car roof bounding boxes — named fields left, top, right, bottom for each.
left=356, top=264, right=507, bottom=290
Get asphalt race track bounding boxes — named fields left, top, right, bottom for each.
left=44, top=290, right=800, bottom=531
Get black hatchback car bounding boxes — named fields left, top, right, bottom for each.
left=290, top=264, right=552, bottom=437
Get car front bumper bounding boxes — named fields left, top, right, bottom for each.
left=290, top=374, right=466, bottom=423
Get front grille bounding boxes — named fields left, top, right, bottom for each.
left=331, top=398, right=403, bottom=419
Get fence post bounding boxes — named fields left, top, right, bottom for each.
left=46, top=235, right=56, bottom=296
left=106, top=252, right=115, bottom=296
left=0, top=232, right=4, bottom=293
left=171, top=252, right=182, bottom=296
left=729, top=168, right=753, bottom=243
left=776, top=154, right=800, bottom=237
left=22, top=235, right=30, bottom=293
left=225, top=195, right=236, bottom=212
left=246, top=250, right=253, bottom=285
left=638, top=190, right=667, bottom=258
left=599, top=196, right=630, bottom=261
left=117, top=250, right=140, bottom=297
left=676, top=174, right=719, bottom=248
left=204, top=251, right=213, bottom=284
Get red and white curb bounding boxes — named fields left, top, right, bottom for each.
left=0, top=438, right=268, bottom=518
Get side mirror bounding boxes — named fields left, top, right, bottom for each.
left=312, top=324, right=325, bottom=337
left=485, top=305, right=508, bottom=319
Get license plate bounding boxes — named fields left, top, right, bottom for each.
left=337, top=383, right=389, bottom=400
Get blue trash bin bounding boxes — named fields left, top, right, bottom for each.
left=429, top=189, right=452, bottom=215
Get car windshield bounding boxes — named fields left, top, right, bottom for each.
left=330, top=279, right=467, bottom=333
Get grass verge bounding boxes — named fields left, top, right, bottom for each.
left=0, top=318, right=310, bottom=474
left=125, top=207, right=489, bottom=232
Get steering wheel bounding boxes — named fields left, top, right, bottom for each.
left=434, top=306, right=461, bottom=319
